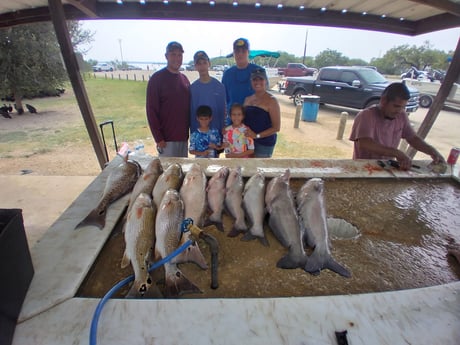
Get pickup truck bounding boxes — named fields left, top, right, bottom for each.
left=278, top=63, right=317, bottom=77
left=403, top=78, right=460, bottom=109
left=284, top=66, right=419, bottom=113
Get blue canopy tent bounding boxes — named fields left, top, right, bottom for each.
left=225, top=50, right=281, bottom=67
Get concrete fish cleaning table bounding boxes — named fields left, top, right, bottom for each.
left=12, top=156, right=460, bottom=345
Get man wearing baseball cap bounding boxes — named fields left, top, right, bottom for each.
left=146, top=41, right=190, bottom=157
left=190, top=50, right=226, bottom=135
left=222, top=38, right=262, bottom=124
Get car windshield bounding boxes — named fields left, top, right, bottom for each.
left=360, top=69, right=387, bottom=84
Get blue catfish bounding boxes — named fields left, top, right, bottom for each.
left=265, top=169, right=307, bottom=269
left=296, top=178, right=351, bottom=278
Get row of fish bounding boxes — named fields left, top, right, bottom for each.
left=75, top=157, right=350, bottom=299
left=209, top=166, right=351, bottom=278
left=76, top=156, right=208, bottom=297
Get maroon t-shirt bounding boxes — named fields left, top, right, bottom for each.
left=146, top=68, right=190, bottom=143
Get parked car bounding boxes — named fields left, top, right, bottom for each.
left=92, top=63, right=114, bottom=72
left=121, top=65, right=141, bottom=71
left=278, top=63, right=317, bottom=77
left=284, top=66, right=419, bottom=113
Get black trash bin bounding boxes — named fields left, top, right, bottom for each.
left=0, top=209, right=34, bottom=345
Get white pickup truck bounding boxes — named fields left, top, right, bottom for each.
left=403, top=78, right=460, bottom=109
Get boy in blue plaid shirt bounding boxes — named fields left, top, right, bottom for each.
left=189, top=105, right=223, bottom=158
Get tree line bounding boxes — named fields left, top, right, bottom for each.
left=209, top=42, right=452, bottom=76
left=0, top=21, right=453, bottom=115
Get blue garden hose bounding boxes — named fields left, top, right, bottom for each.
left=89, top=219, right=194, bottom=345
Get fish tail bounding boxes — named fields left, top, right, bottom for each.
left=174, top=240, right=208, bottom=270
left=325, top=258, right=351, bottom=278
left=277, top=252, right=306, bottom=269
left=164, top=265, right=202, bottom=297
left=203, top=218, right=224, bottom=232
left=240, top=231, right=269, bottom=247
left=304, top=250, right=351, bottom=278
left=125, top=275, right=153, bottom=298
left=75, top=208, right=106, bottom=230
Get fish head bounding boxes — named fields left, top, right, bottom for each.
left=297, top=178, right=324, bottom=203
left=218, top=166, right=230, bottom=179
left=265, top=171, right=290, bottom=206
left=127, top=159, right=143, bottom=177
left=134, top=193, right=153, bottom=209
left=145, top=158, right=163, bottom=175
left=226, top=166, right=243, bottom=187
left=245, top=171, right=265, bottom=193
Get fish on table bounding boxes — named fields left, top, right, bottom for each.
left=155, top=189, right=201, bottom=297
left=265, top=169, right=307, bottom=269
left=152, top=163, right=184, bottom=209
left=205, top=166, right=229, bottom=232
left=224, top=166, right=248, bottom=237
left=75, top=156, right=142, bottom=230
left=296, top=178, right=351, bottom=278
left=121, top=193, right=160, bottom=298
left=241, top=171, right=269, bottom=247
left=126, top=157, right=163, bottom=215
left=178, top=163, right=208, bottom=269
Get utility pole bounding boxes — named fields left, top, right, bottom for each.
left=302, top=29, right=308, bottom=65
left=118, top=38, right=124, bottom=64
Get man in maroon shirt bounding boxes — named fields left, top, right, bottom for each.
left=146, top=41, right=190, bottom=157
left=350, top=82, right=445, bottom=170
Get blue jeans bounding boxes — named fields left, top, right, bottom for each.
left=254, top=143, right=274, bottom=158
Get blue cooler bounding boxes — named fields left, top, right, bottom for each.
left=301, top=95, right=320, bottom=122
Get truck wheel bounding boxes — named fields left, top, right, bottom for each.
left=293, top=91, right=305, bottom=106
left=419, top=95, right=433, bottom=108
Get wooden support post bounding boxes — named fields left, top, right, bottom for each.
left=48, top=0, right=107, bottom=169
left=294, top=104, right=302, bottom=128
left=407, top=37, right=460, bottom=159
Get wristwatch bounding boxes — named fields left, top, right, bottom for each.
left=256, top=133, right=261, bottom=139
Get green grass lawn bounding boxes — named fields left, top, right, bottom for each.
left=0, top=77, right=352, bottom=160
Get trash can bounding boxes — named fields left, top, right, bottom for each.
left=0, top=209, right=34, bottom=345
left=301, top=95, right=320, bottom=122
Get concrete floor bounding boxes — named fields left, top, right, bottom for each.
left=0, top=175, right=95, bottom=247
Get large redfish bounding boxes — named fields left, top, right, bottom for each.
left=121, top=193, right=157, bottom=297
left=155, top=189, right=201, bottom=297
left=178, top=163, right=208, bottom=269
left=75, top=157, right=142, bottom=230
left=126, top=157, right=163, bottom=215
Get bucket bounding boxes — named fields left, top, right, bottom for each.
left=301, top=95, right=320, bottom=122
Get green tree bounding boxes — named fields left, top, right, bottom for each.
left=0, top=21, right=93, bottom=114
left=314, top=49, right=349, bottom=68
left=370, top=41, right=450, bottom=75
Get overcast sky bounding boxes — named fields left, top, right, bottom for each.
left=80, top=20, right=459, bottom=64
